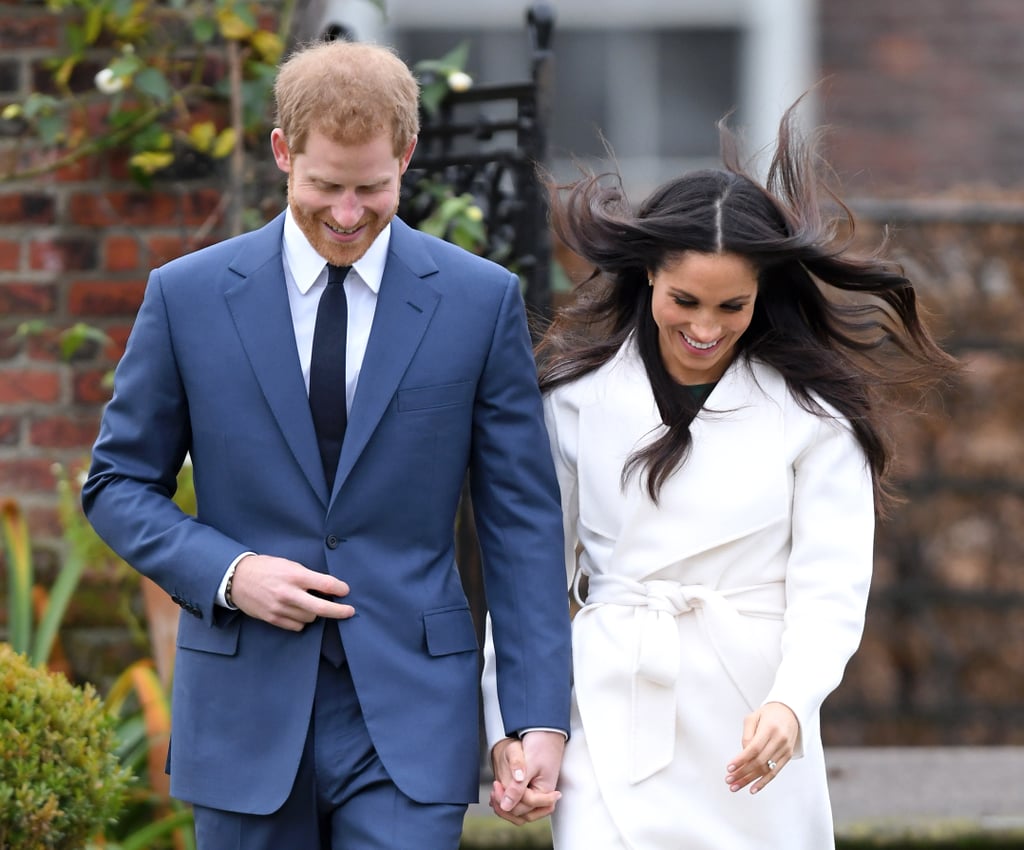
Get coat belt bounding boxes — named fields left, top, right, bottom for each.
left=584, top=574, right=786, bottom=784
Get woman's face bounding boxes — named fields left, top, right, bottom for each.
left=649, top=251, right=758, bottom=385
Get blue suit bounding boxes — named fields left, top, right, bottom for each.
left=83, top=214, right=571, bottom=816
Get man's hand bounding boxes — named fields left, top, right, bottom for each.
left=725, top=701, right=799, bottom=794
left=489, top=731, right=564, bottom=825
left=230, top=554, right=354, bottom=630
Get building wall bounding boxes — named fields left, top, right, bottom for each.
left=820, top=0, right=1024, bottom=196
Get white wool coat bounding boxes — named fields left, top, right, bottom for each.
left=483, top=337, right=875, bottom=849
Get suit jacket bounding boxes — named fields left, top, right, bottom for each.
left=83, top=214, right=571, bottom=814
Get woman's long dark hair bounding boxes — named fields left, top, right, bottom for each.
left=537, top=101, right=957, bottom=513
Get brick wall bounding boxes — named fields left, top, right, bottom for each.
left=0, top=1, right=281, bottom=681
left=820, top=0, right=1024, bottom=196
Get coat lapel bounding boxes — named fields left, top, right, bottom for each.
left=332, top=219, right=440, bottom=496
left=223, top=216, right=329, bottom=505
left=590, top=344, right=788, bottom=573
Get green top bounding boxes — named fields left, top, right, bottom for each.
left=684, top=383, right=717, bottom=405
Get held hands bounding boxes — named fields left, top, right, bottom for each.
left=489, top=731, right=564, bottom=825
left=230, top=554, right=355, bottom=630
left=725, top=701, right=799, bottom=794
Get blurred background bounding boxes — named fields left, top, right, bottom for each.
left=1, top=0, right=1021, bottom=760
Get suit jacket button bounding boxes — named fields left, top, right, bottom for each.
left=326, top=535, right=339, bottom=549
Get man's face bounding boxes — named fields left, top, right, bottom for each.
left=271, top=127, right=416, bottom=267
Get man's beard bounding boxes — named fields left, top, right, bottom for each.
left=288, top=181, right=398, bottom=267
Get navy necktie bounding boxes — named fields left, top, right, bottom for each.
left=309, top=264, right=351, bottom=489
left=309, top=264, right=350, bottom=668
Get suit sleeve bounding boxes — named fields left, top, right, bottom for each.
left=81, top=268, right=248, bottom=622
left=482, top=384, right=580, bottom=749
left=472, top=274, right=572, bottom=740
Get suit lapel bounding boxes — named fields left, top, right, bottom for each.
left=224, top=216, right=329, bottom=506
left=332, top=220, right=440, bottom=497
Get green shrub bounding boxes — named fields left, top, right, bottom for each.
left=0, top=644, right=130, bottom=850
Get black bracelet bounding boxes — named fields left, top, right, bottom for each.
left=224, top=566, right=236, bottom=608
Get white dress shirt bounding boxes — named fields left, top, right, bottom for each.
left=217, top=210, right=392, bottom=606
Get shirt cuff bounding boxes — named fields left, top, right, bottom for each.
left=217, top=552, right=255, bottom=608
left=517, top=727, right=568, bottom=740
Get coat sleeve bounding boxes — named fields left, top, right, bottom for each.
left=762, top=400, right=875, bottom=743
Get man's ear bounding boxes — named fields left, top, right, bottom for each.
left=398, top=135, right=418, bottom=175
left=270, top=128, right=292, bottom=174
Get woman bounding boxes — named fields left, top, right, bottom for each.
left=481, top=103, right=955, bottom=849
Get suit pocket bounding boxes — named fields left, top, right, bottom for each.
left=176, top=612, right=240, bottom=656
left=398, top=380, right=474, bottom=412
left=423, top=605, right=478, bottom=656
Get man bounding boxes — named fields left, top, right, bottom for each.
left=82, top=40, right=571, bottom=849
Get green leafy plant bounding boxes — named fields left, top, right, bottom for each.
left=413, top=41, right=474, bottom=116
left=413, top=179, right=487, bottom=254
left=0, top=643, right=131, bottom=850
left=97, top=660, right=196, bottom=850
left=1, top=499, right=87, bottom=668
left=1, top=0, right=290, bottom=189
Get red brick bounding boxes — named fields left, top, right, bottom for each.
left=0, top=325, right=21, bottom=359
left=0, top=192, right=55, bottom=225
left=0, top=458, right=57, bottom=493
left=104, top=234, right=141, bottom=272
left=147, top=235, right=189, bottom=266
left=0, top=369, right=60, bottom=403
left=52, top=154, right=104, bottom=183
left=72, top=368, right=114, bottom=405
left=29, top=237, right=98, bottom=272
left=0, top=238, right=18, bottom=270
left=0, top=282, right=56, bottom=315
left=30, top=414, right=100, bottom=449
left=69, top=190, right=181, bottom=228
left=104, top=324, right=132, bottom=358
left=0, top=13, right=60, bottom=50
left=184, top=188, right=227, bottom=226
left=0, top=415, right=18, bottom=445
left=68, top=280, right=146, bottom=317
left=23, top=331, right=62, bottom=363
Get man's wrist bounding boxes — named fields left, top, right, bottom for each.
left=218, top=551, right=255, bottom=609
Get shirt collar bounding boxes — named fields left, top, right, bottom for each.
left=282, top=207, right=390, bottom=295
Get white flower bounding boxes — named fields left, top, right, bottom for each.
left=447, top=71, right=473, bottom=92
left=95, top=68, right=126, bottom=95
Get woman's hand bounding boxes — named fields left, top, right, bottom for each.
left=724, top=701, right=800, bottom=794
left=489, top=736, right=562, bottom=825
